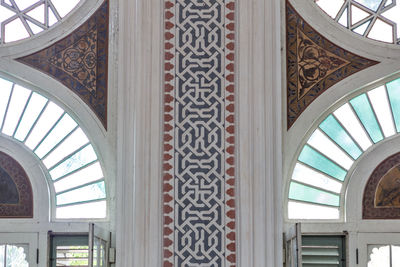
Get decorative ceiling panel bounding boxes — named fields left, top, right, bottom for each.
left=286, top=1, right=379, bottom=129
left=0, top=151, right=33, bottom=218
left=17, top=0, right=109, bottom=129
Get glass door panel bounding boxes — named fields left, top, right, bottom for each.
left=0, top=233, right=37, bottom=267
left=359, top=233, right=400, bottom=267
left=88, top=223, right=110, bottom=267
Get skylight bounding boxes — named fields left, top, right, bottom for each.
left=0, top=77, right=106, bottom=219
left=288, top=76, right=400, bottom=220
left=0, top=0, right=81, bottom=44
left=315, top=0, right=400, bottom=45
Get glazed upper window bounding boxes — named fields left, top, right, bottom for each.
left=315, top=0, right=400, bottom=44
left=0, top=76, right=107, bottom=219
left=0, top=0, right=81, bottom=44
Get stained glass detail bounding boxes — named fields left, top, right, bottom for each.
left=0, top=76, right=106, bottom=219
left=289, top=76, right=400, bottom=220
left=0, top=0, right=82, bottom=44
left=315, top=0, right=400, bottom=44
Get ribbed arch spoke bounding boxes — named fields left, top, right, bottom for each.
left=0, top=77, right=106, bottom=219
left=288, top=76, right=400, bottom=220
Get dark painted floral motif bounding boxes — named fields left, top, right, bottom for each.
left=17, top=0, right=109, bottom=129
left=363, top=152, right=400, bottom=219
left=0, top=166, right=19, bottom=204
left=0, top=151, right=33, bottom=218
left=286, top=1, right=379, bottom=129
left=297, top=30, right=349, bottom=99
left=375, top=165, right=400, bottom=207
left=48, top=30, right=98, bottom=95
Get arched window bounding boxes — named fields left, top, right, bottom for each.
left=287, top=75, right=400, bottom=220
left=0, top=77, right=107, bottom=219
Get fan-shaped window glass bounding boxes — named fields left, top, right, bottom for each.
left=0, top=77, right=106, bottom=219
left=0, top=0, right=81, bottom=44
left=315, top=0, right=400, bottom=45
left=288, top=76, right=400, bottom=220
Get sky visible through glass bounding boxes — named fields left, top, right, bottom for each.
left=288, top=77, right=400, bottom=220
left=0, top=0, right=81, bottom=44
left=316, top=0, right=400, bottom=44
left=0, top=77, right=106, bottom=219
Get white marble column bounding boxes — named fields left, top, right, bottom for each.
left=116, top=0, right=163, bottom=266
left=237, top=0, right=283, bottom=266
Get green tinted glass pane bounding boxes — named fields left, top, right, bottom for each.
left=386, top=78, right=400, bottom=132
left=319, top=115, right=362, bottom=159
left=289, top=182, right=340, bottom=206
left=298, top=145, right=347, bottom=181
left=56, top=181, right=106, bottom=206
left=350, top=94, right=383, bottom=143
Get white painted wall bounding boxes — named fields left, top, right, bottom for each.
left=0, top=0, right=117, bottom=266
left=284, top=1, right=400, bottom=266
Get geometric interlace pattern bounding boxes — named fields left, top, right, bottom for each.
left=175, top=0, right=224, bottom=265
left=316, top=0, right=400, bottom=44
left=0, top=0, right=80, bottom=44
left=163, top=0, right=236, bottom=266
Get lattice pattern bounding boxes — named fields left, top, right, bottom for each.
left=163, top=0, right=236, bottom=266
left=0, top=0, right=81, bottom=44
left=315, top=0, right=400, bottom=44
